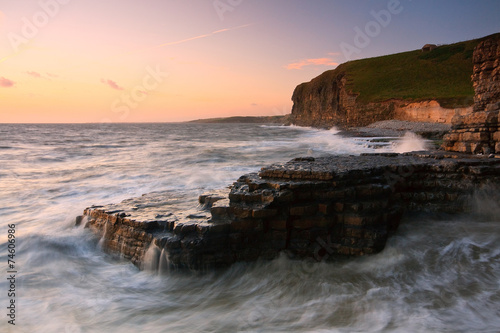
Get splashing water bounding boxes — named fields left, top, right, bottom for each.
left=97, top=221, right=109, bottom=249
left=158, top=248, right=171, bottom=274
left=392, top=131, right=429, bottom=153
left=1, top=123, right=499, bottom=332
left=142, top=242, right=161, bottom=271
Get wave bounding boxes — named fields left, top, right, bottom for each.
left=2, top=123, right=499, bottom=332
left=392, top=132, right=429, bottom=153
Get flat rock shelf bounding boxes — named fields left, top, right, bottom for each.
left=79, top=151, right=500, bottom=271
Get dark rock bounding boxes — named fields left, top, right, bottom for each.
left=80, top=151, right=499, bottom=270
left=198, top=194, right=225, bottom=208
left=75, top=215, right=83, bottom=227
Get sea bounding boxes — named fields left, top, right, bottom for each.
left=0, top=123, right=499, bottom=333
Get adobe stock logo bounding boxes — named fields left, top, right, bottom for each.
left=106, top=65, right=168, bottom=122
left=340, top=0, right=405, bottom=61
left=7, top=0, right=71, bottom=52
left=213, top=0, right=244, bottom=21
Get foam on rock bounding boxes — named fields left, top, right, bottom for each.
left=79, top=151, right=500, bottom=270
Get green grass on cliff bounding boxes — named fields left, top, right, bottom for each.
left=334, top=33, right=500, bottom=108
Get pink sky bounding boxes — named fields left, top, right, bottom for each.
left=0, top=0, right=499, bottom=123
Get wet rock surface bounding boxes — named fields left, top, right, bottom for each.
left=80, top=151, right=500, bottom=270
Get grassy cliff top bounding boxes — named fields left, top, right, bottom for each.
left=313, top=33, right=500, bottom=108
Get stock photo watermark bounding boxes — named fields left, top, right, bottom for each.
left=383, top=158, right=420, bottom=193
left=313, top=235, right=338, bottom=262
left=240, top=256, right=323, bottom=329
left=101, top=65, right=168, bottom=123
left=8, top=0, right=71, bottom=52
left=6, top=224, right=17, bottom=326
left=340, top=0, right=407, bottom=61
left=213, top=0, right=244, bottom=21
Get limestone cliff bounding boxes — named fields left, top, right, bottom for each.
left=289, top=67, right=473, bottom=128
left=444, top=35, right=500, bottom=154
left=290, top=65, right=396, bottom=128
left=288, top=35, right=500, bottom=128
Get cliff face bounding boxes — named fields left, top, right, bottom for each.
left=473, top=38, right=500, bottom=113
left=288, top=66, right=476, bottom=128
left=394, top=101, right=471, bottom=124
left=444, top=36, right=500, bottom=154
left=289, top=69, right=473, bottom=128
left=289, top=67, right=396, bottom=128
left=288, top=35, right=500, bottom=128
left=290, top=69, right=346, bottom=128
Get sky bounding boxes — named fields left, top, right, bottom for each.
left=0, top=0, right=499, bottom=123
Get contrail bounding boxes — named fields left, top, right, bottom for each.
left=153, top=23, right=253, bottom=49
left=0, top=23, right=254, bottom=73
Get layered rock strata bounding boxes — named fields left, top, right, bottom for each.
left=80, top=152, right=500, bottom=270
left=290, top=71, right=471, bottom=129
left=394, top=101, right=471, bottom=124
left=289, top=70, right=396, bottom=128
left=444, top=36, right=500, bottom=153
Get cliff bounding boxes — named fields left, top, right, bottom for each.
left=289, top=66, right=391, bottom=128
left=289, top=34, right=500, bottom=128
left=444, top=34, right=500, bottom=154
left=76, top=34, right=500, bottom=271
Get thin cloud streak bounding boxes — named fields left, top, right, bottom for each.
left=54, top=24, right=255, bottom=74
left=155, top=23, right=254, bottom=48
left=27, top=71, right=42, bottom=78
left=101, top=79, right=124, bottom=91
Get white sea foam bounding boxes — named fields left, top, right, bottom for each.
left=1, top=123, right=499, bottom=332
left=392, top=131, right=429, bottom=153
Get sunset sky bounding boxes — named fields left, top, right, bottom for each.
left=1, top=0, right=499, bottom=123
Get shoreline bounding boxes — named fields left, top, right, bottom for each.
left=340, top=119, right=451, bottom=140
left=188, top=115, right=288, bottom=124
left=188, top=115, right=452, bottom=140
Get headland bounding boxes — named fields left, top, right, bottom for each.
left=78, top=33, right=500, bottom=270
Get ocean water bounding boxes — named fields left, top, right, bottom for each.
left=0, top=123, right=499, bottom=333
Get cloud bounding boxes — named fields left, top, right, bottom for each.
left=251, top=103, right=258, bottom=107
left=101, top=78, right=124, bottom=91
left=0, top=77, right=14, bottom=87
left=27, top=71, right=42, bottom=78
left=26, top=71, right=59, bottom=79
left=286, top=57, right=339, bottom=70
left=155, top=23, right=253, bottom=48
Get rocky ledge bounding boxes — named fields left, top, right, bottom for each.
left=79, top=151, right=500, bottom=271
